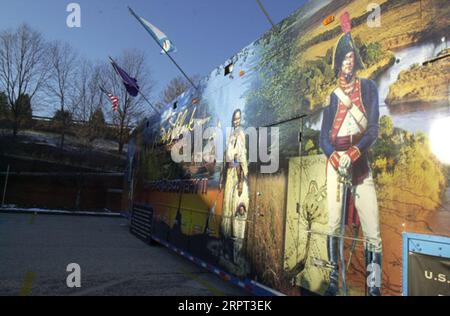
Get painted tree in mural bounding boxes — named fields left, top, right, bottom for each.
left=244, top=16, right=386, bottom=134
left=244, top=18, right=305, bottom=129
left=372, top=115, right=446, bottom=221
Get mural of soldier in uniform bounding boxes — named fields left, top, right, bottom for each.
left=319, top=12, right=382, bottom=296
left=219, top=109, right=249, bottom=264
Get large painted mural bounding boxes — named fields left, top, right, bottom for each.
left=127, top=0, right=450, bottom=295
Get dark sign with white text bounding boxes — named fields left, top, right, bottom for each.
left=408, top=252, right=450, bottom=296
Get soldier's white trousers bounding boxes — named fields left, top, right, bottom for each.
left=326, top=159, right=382, bottom=253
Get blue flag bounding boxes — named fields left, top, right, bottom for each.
left=129, top=7, right=177, bottom=54
left=110, top=58, right=140, bottom=97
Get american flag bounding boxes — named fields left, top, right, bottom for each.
left=108, top=93, right=119, bottom=112
left=100, top=86, right=119, bottom=112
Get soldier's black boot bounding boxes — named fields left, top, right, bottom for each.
left=221, top=236, right=233, bottom=262
left=232, top=238, right=243, bottom=264
left=324, top=236, right=340, bottom=296
left=365, top=249, right=382, bottom=296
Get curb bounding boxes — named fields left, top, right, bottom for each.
left=151, top=235, right=286, bottom=297
left=0, top=207, right=122, bottom=217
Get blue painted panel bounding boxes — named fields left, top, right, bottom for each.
left=402, top=232, right=450, bottom=296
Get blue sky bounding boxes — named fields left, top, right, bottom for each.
left=0, top=0, right=307, bottom=106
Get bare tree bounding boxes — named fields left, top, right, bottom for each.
left=72, top=59, right=105, bottom=147
left=102, top=49, right=154, bottom=154
left=161, top=75, right=200, bottom=106
left=0, top=24, right=49, bottom=136
left=46, top=41, right=78, bottom=148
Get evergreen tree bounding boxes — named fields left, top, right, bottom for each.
left=0, top=91, right=9, bottom=119
left=53, top=109, right=72, bottom=137
left=13, top=93, right=33, bottom=131
left=88, top=107, right=106, bottom=141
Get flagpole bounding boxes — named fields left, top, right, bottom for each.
left=98, top=85, right=110, bottom=97
left=128, top=6, right=199, bottom=91
left=255, top=0, right=278, bottom=32
left=137, top=90, right=160, bottom=115
left=98, top=84, right=112, bottom=108
left=109, top=56, right=161, bottom=115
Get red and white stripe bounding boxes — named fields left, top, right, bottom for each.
left=108, top=93, right=119, bottom=112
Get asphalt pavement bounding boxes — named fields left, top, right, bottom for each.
left=0, top=212, right=248, bottom=296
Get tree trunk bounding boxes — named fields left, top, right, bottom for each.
left=118, top=140, right=124, bottom=155
left=118, top=121, right=124, bottom=155
left=60, top=127, right=65, bottom=149
left=12, top=121, right=18, bottom=137
left=60, top=101, right=65, bottom=149
left=75, top=171, right=83, bottom=211
left=12, top=111, right=19, bottom=137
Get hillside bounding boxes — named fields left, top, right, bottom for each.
left=0, top=129, right=127, bottom=173
left=386, top=57, right=450, bottom=111
left=296, top=0, right=450, bottom=65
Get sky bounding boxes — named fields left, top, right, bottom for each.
left=0, top=0, right=308, bottom=114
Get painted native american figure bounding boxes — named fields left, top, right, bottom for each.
left=220, top=109, right=249, bottom=265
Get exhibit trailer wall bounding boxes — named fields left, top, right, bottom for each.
left=126, top=0, right=450, bottom=296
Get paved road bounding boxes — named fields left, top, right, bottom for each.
left=0, top=212, right=248, bottom=296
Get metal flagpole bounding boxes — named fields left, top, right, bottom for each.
left=98, top=85, right=110, bottom=98
left=137, top=90, right=160, bottom=115
left=128, top=7, right=198, bottom=91
left=255, top=0, right=278, bottom=31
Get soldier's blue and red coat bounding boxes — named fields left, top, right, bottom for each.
left=319, top=78, right=380, bottom=225
left=320, top=78, right=379, bottom=183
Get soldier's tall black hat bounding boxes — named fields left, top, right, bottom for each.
left=332, top=12, right=365, bottom=77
